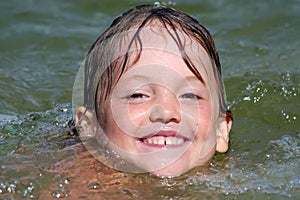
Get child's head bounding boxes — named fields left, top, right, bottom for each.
left=75, top=4, right=232, bottom=177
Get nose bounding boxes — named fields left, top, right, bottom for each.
left=149, top=90, right=181, bottom=124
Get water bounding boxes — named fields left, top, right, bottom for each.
left=0, top=0, right=299, bottom=199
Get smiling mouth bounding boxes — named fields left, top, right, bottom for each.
left=139, top=131, right=188, bottom=146
left=141, top=136, right=185, bottom=145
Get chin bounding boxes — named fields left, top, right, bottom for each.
left=146, top=160, right=191, bottom=178
left=148, top=153, right=215, bottom=178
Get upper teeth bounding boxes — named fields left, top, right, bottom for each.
left=142, top=136, right=184, bottom=145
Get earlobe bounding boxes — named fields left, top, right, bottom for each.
left=216, top=117, right=232, bottom=153
left=75, top=106, right=97, bottom=137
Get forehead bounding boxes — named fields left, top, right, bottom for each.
left=110, top=26, right=214, bottom=83
left=129, top=49, right=196, bottom=77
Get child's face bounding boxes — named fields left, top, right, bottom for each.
left=103, top=33, right=224, bottom=176
left=76, top=27, right=231, bottom=177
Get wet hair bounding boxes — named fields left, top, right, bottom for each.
left=84, top=4, right=232, bottom=127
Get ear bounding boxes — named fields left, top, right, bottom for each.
left=216, top=115, right=232, bottom=153
left=75, top=106, right=97, bottom=137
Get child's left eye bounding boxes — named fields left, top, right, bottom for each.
left=179, top=93, right=201, bottom=100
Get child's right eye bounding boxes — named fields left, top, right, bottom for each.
left=129, top=93, right=147, bottom=99
left=125, top=92, right=149, bottom=104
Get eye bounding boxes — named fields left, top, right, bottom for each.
left=129, top=93, right=148, bottom=99
left=125, top=92, right=150, bottom=104
left=179, top=93, right=202, bottom=100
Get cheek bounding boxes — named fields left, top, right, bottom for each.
left=199, top=102, right=212, bottom=123
left=108, top=102, right=150, bottom=137
left=104, top=106, right=137, bottom=152
left=104, top=105, right=119, bottom=136
left=183, top=101, right=212, bottom=124
left=193, top=102, right=213, bottom=137
left=128, top=104, right=150, bottom=127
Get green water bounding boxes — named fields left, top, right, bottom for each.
left=0, top=0, right=299, bottom=199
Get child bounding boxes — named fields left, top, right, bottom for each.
left=74, top=4, right=232, bottom=178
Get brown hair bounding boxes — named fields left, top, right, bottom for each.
left=83, top=4, right=231, bottom=127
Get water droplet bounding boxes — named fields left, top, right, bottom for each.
left=88, top=182, right=102, bottom=190
left=282, top=71, right=292, bottom=81
left=63, top=179, right=69, bottom=185
left=257, top=186, right=261, bottom=190
left=7, top=183, right=16, bottom=193
left=51, top=189, right=69, bottom=198
left=243, top=96, right=251, bottom=101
